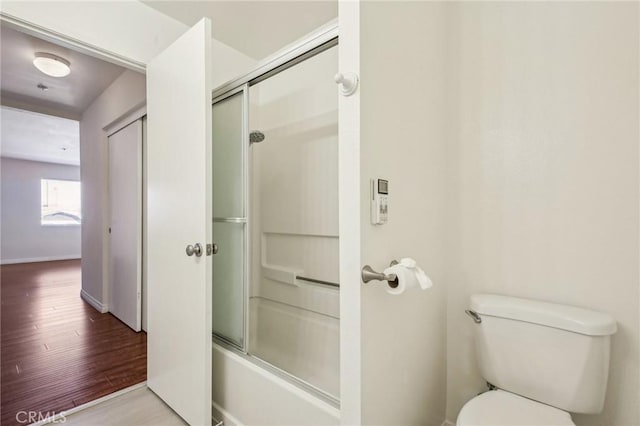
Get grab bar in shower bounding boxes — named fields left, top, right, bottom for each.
left=296, top=275, right=340, bottom=288
left=262, top=264, right=339, bottom=288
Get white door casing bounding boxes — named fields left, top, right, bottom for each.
left=146, top=18, right=213, bottom=426
left=108, top=118, right=143, bottom=332
left=338, top=1, right=362, bottom=423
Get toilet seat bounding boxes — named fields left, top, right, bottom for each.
left=456, top=390, right=575, bottom=426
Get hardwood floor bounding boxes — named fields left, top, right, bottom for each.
left=1, top=260, right=146, bottom=426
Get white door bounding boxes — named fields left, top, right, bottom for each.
left=146, top=18, right=212, bottom=426
left=108, top=119, right=143, bottom=331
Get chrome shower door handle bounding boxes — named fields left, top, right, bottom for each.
left=185, top=243, right=203, bottom=257
left=206, top=243, right=218, bottom=256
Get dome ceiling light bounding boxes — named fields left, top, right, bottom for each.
left=33, top=52, right=71, bottom=78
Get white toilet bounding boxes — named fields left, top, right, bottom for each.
left=457, top=294, right=617, bottom=426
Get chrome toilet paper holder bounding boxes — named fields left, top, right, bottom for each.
left=361, top=260, right=399, bottom=288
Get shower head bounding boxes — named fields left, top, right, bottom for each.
left=249, top=131, right=265, bottom=144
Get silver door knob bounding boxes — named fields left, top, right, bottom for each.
left=185, top=243, right=203, bottom=257
left=206, top=243, right=218, bottom=256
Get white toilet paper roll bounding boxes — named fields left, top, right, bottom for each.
left=384, top=264, right=419, bottom=295
left=383, top=258, right=434, bottom=295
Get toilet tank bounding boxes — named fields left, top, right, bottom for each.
left=469, top=294, right=617, bottom=414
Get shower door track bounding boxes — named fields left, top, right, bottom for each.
left=212, top=19, right=338, bottom=102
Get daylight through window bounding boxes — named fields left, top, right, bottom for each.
left=41, top=179, right=82, bottom=225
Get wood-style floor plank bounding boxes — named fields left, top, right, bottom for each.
left=1, top=260, right=146, bottom=426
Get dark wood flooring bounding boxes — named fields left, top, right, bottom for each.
left=1, top=260, right=146, bottom=426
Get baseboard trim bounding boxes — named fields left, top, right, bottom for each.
left=31, top=381, right=147, bottom=425
left=1, top=255, right=81, bottom=265
left=212, top=401, right=245, bottom=426
left=442, top=420, right=455, bottom=426
left=80, top=289, right=109, bottom=313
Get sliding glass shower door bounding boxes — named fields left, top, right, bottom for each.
left=248, top=46, right=339, bottom=398
left=211, top=43, right=339, bottom=400
left=212, top=88, right=247, bottom=348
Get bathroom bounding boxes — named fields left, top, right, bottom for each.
left=181, top=2, right=640, bottom=423
left=2, top=1, right=640, bottom=426
left=360, top=4, right=638, bottom=425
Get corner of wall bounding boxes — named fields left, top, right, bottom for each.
left=211, top=39, right=256, bottom=88
left=80, top=289, right=109, bottom=314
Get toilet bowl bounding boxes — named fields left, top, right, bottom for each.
left=458, top=294, right=617, bottom=426
left=457, top=389, right=574, bottom=426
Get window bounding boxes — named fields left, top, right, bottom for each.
left=41, top=179, right=82, bottom=225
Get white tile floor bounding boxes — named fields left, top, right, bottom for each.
left=60, top=387, right=186, bottom=426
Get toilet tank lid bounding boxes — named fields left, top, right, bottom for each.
left=470, top=294, right=617, bottom=336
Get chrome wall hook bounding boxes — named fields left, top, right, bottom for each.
left=361, top=260, right=399, bottom=288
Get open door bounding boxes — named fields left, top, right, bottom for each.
left=146, top=18, right=212, bottom=426
left=108, top=119, right=143, bottom=332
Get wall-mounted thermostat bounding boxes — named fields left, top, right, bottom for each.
left=371, top=178, right=389, bottom=225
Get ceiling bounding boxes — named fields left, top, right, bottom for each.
left=141, top=1, right=337, bottom=60
left=1, top=106, right=79, bottom=166
left=0, top=25, right=126, bottom=117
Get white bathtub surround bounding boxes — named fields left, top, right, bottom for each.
left=211, top=344, right=339, bottom=426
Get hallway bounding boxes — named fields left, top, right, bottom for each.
left=1, top=260, right=146, bottom=426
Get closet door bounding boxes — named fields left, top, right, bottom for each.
left=108, top=119, right=142, bottom=332
left=146, top=18, right=212, bottom=426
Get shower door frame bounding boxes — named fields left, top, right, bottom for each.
left=212, top=20, right=338, bottom=100
left=212, top=84, right=250, bottom=350
left=211, top=20, right=340, bottom=404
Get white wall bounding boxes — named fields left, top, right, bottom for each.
left=1, top=0, right=255, bottom=88
left=359, top=3, right=448, bottom=425
left=0, top=1, right=185, bottom=67
left=211, top=39, right=255, bottom=89
left=80, top=70, right=146, bottom=310
left=445, top=3, right=639, bottom=426
left=1, top=157, right=81, bottom=263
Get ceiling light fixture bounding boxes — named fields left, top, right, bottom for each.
left=33, top=52, right=71, bottom=78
